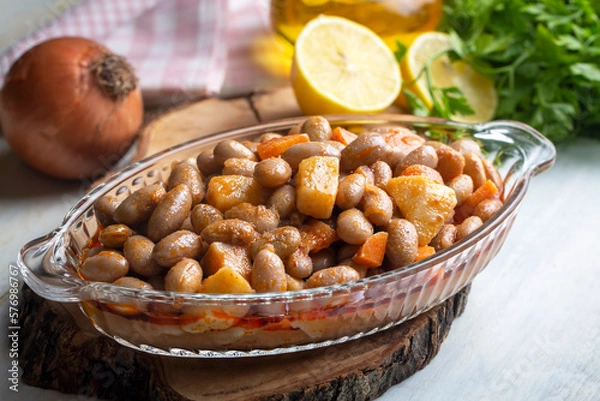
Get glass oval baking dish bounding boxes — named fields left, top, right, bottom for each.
left=18, top=114, right=556, bottom=358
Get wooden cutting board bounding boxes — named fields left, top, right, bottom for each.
left=18, top=87, right=470, bottom=401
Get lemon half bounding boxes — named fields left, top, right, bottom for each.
left=402, top=32, right=497, bottom=123
left=291, top=15, right=402, bottom=115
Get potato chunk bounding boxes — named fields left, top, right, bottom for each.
left=296, top=156, right=339, bottom=219
left=201, top=267, right=254, bottom=294
left=387, top=175, right=457, bottom=246
left=206, top=175, right=267, bottom=213
left=200, top=242, right=252, bottom=281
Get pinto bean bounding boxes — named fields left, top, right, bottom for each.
left=168, top=161, right=205, bottom=205
left=282, top=141, right=341, bottom=170
left=152, top=230, right=202, bottom=267
left=224, top=203, right=280, bottom=233
left=147, top=184, right=193, bottom=242
left=340, top=133, right=390, bottom=172
left=305, top=265, right=361, bottom=288
left=80, top=250, right=129, bottom=282
left=251, top=247, right=287, bottom=292
left=99, top=224, right=135, bottom=249
left=94, top=195, right=119, bottom=227
left=336, top=173, right=366, bottom=210
left=361, top=185, right=394, bottom=227
left=336, top=208, right=373, bottom=245
left=200, top=219, right=260, bottom=246
left=385, top=219, right=418, bottom=267
left=164, top=258, right=203, bottom=293
left=113, top=184, right=166, bottom=226
left=123, top=235, right=163, bottom=277
left=190, top=203, right=223, bottom=234
left=254, top=157, right=292, bottom=188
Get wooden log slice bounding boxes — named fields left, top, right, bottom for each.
left=18, top=87, right=467, bottom=400
left=19, top=285, right=470, bottom=401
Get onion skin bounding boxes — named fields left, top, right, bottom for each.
left=0, top=37, right=143, bottom=179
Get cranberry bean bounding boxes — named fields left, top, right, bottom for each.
left=254, top=157, right=292, bottom=188
left=224, top=203, right=280, bottom=233
left=305, top=265, right=361, bottom=288
left=285, top=248, right=313, bottom=279
left=435, top=145, right=465, bottom=182
left=190, top=203, right=223, bottom=234
left=282, top=141, right=341, bottom=170
left=222, top=158, right=258, bottom=177
left=386, top=219, right=418, bottom=267
left=164, top=258, right=203, bottom=293
left=147, top=184, right=193, bottom=242
left=361, top=185, right=394, bottom=227
left=336, top=243, right=361, bottom=263
left=113, top=184, right=166, bottom=226
left=213, top=139, right=257, bottom=164
left=301, top=116, right=332, bottom=142
left=340, top=133, right=390, bottom=172
left=450, top=138, right=482, bottom=157
left=449, top=174, right=474, bottom=207
left=336, top=208, right=373, bottom=245
left=168, top=161, right=204, bottom=205
left=153, top=230, right=202, bottom=267
left=113, top=276, right=153, bottom=289
left=196, top=150, right=221, bottom=176
left=259, top=132, right=283, bottom=142
left=200, top=219, right=260, bottom=246
left=94, top=195, right=119, bottom=227
left=286, top=274, right=305, bottom=291
left=123, top=235, right=163, bottom=277
left=251, top=247, right=287, bottom=292
left=336, top=173, right=366, bottom=210
left=463, top=153, right=487, bottom=189
left=267, top=184, right=296, bottom=220
left=311, top=248, right=336, bottom=272
left=371, top=161, right=393, bottom=189
left=395, top=145, right=438, bottom=175
left=99, top=224, right=135, bottom=249
left=80, top=250, right=129, bottom=282
left=430, top=224, right=457, bottom=251
left=456, top=216, right=483, bottom=241
left=474, top=198, right=503, bottom=222
left=251, top=226, right=301, bottom=259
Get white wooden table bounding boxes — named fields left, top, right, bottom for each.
left=1, top=134, right=599, bottom=401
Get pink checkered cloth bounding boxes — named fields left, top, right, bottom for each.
left=0, top=0, right=285, bottom=104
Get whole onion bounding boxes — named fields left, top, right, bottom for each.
left=0, top=37, right=144, bottom=179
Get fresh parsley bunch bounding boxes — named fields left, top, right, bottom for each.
left=438, top=0, right=600, bottom=142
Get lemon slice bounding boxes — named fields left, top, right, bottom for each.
left=402, top=31, right=497, bottom=123
left=291, top=15, right=402, bottom=115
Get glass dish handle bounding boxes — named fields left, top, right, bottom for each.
left=477, top=120, right=557, bottom=176
left=18, top=233, right=85, bottom=303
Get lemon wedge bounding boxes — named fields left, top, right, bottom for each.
left=402, top=31, right=497, bottom=123
left=291, top=15, right=402, bottom=115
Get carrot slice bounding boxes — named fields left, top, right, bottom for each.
left=456, top=179, right=500, bottom=221
left=414, top=245, right=436, bottom=262
left=353, top=232, right=389, bottom=268
left=256, top=133, right=309, bottom=160
left=381, top=127, right=425, bottom=153
left=331, top=126, right=358, bottom=146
